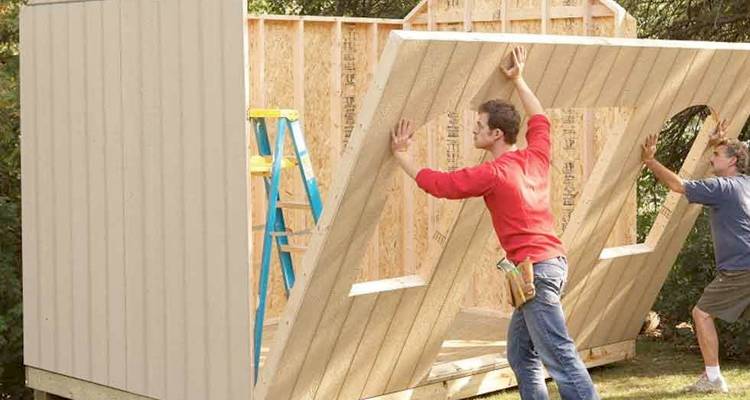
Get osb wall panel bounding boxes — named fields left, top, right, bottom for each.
left=248, top=18, right=402, bottom=317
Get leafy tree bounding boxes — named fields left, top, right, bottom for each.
left=0, top=0, right=23, bottom=398
left=619, top=0, right=750, bottom=42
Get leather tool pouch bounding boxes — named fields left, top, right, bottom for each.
left=497, top=258, right=536, bottom=308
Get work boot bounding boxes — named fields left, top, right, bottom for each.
left=685, top=373, right=729, bottom=393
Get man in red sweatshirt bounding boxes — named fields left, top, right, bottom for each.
left=391, top=46, right=599, bottom=400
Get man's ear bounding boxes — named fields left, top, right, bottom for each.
left=729, top=156, right=738, bottom=167
left=492, top=128, right=504, bottom=141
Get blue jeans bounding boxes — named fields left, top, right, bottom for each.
left=507, top=256, right=599, bottom=400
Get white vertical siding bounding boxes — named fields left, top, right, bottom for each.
left=82, top=1, right=109, bottom=384
left=50, top=3, right=74, bottom=377
left=20, top=0, right=252, bottom=399
left=140, top=0, right=166, bottom=396
left=67, top=1, right=91, bottom=379
left=159, top=0, right=187, bottom=397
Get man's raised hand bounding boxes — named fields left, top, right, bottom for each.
left=501, top=46, right=527, bottom=81
left=391, top=119, right=415, bottom=154
left=642, top=134, right=658, bottom=163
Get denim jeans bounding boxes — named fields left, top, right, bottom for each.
left=507, top=256, right=599, bottom=400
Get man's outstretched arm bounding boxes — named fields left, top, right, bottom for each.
left=641, top=134, right=686, bottom=194
left=642, top=120, right=729, bottom=195
left=391, top=119, right=497, bottom=199
left=501, top=46, right=544, bottom=117
left=391, top=119, right=419, bottom=179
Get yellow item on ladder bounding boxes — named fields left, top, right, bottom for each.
left=248, top=108, right=299, bottom=121
left=249, top=155, right=297, bottom=176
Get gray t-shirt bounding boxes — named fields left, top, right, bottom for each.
left=684, top=175, right=750, bottom=271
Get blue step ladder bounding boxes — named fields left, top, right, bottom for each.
left=248, top=108, right=323, bottom=383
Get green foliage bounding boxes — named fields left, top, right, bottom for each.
left=0, top=0, right=23, bottom=398
left=618, top=0, right=750, bottom=42
left=621, top=0, right=750, bottom=361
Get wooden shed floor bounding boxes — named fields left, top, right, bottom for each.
left=259, top=308, right=511, bottom=383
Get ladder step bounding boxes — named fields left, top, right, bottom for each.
left=254, top=225, right=313, bottom=236
left=280, top=244, right=308, bottom=253
left=270, top=229, right=312, bottom=237
left=277, top=201, right=311, bottom=210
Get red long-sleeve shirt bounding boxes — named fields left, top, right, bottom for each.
left=415, top=114, right=565, bottom=264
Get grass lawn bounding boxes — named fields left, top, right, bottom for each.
left=476, top=338, right=750, bottom=399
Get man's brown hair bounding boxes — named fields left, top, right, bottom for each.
left=715, top=138, right=750, bottom=175
left=478, top=99, right=521, bottom=145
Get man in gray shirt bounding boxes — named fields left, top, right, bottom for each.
left=641, top=121, right=750, bottom=393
